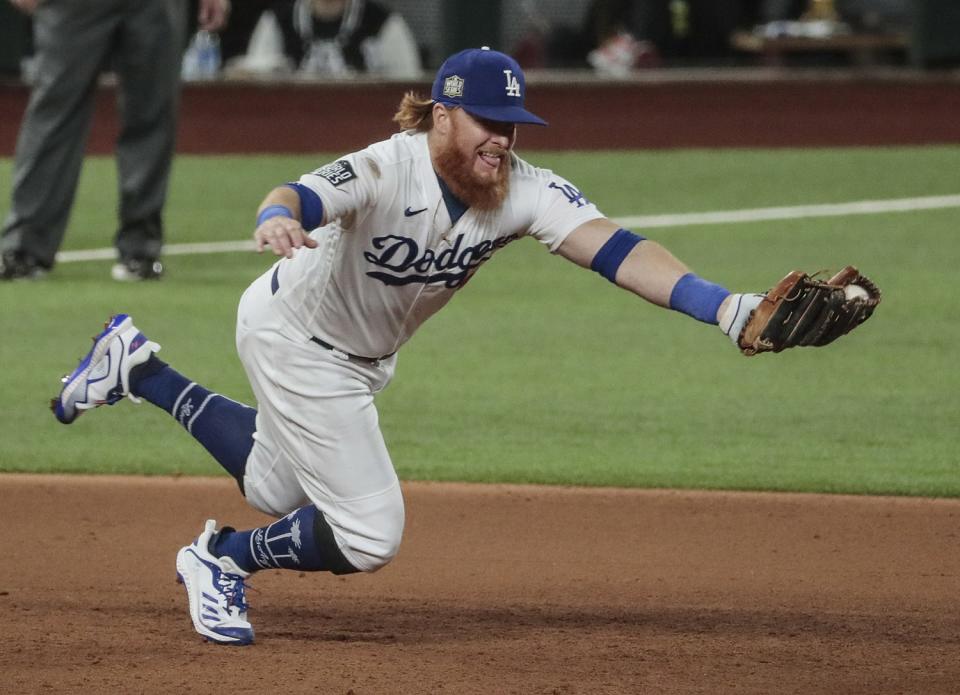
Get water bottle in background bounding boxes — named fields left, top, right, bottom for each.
left=182, top=30, right=221, bottom=81
left=182, top=31, right=201, bottom=81
left=197, top=30, right=221, bottom=78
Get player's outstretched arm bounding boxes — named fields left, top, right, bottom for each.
left=558, top=218, right=720, bottom=311
left=559, top=219, right=881, bottom=355
left=253, top=186, right=319, bottom=258
left=557, top=218, right=761, bottom=340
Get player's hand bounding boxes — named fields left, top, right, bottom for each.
left=254, top=217, right=319, bottom=258
left=197, top=0, right=230, bottom=32
left=718, top=293, right=764, bottom=346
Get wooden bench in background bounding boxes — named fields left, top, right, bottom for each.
left=731, top=30, right=910, bottom=67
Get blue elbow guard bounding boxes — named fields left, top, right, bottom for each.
left=590, top=229, right=646, bottom=283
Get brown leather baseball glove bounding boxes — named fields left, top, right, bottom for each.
left=738, top=266, right=881, bottom=356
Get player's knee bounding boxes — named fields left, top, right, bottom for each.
left=346, top=524, right=403, bottom=573
left=335, top=487, right=405, bottom=573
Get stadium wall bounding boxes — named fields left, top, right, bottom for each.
left=1, top=74, right=959, bottom=155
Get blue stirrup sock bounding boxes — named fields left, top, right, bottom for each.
left=212, top=505, right=359, bottom=575
left=129, top=357, right=255, bottom=488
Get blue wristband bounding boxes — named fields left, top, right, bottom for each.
left=256, top=204, right=293, bottom=228
left=283, top=183, right=325, bottom=230
left=590, top=228, right=646, bottom=283
left=669, top=273, right=730, bottom=325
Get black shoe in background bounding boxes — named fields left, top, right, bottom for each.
left=111, top=258, right=164, bottom=281
left=0, top=250, right=47, bottom=281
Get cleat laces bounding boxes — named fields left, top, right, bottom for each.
left=215, top=569, right=250, bottom=615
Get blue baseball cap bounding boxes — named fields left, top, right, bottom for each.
left=431, top=47, right=547, bottom=126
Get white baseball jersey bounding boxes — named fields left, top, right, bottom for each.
left=239, top=130, right=605, bottom=564
left=270, top=130, right=605, bottom=359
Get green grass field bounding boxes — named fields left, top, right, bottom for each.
left=1, top=146, right=958, bottom=496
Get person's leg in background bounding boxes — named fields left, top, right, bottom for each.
left=0, top=1, right=121, bottom=280
left=110, top=0, right=187, bottom=281
left=217, top=0, right=272, bottom=66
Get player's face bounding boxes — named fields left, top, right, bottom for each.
left=449, top=108, right=515, bottom=181
left=432, top=106, right=514, bottom=210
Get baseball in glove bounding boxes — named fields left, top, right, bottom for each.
left=736, top=266, right=881, bottom=356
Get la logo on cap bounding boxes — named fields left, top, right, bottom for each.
left=443, top=75, right=464, bottom=98
left=503, top=70, right=521, bottom=97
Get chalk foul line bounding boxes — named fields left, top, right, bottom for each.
left=56, top=194, right=960, bottom=264
left=58, top=240, right=257, bottom=263
left=615, top=193, right=960, bottom=229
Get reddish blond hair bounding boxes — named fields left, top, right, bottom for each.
left=392, top=91, right=435, bottom=132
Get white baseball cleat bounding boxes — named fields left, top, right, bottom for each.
left=50, top=313, right=160, bottom=424
left=176, top=520, right=255, bottom=646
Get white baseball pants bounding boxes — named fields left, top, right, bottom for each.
left=235, top=266, right=404, bottom=572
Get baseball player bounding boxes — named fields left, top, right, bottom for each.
left=50, top=47, right=772, bottom=645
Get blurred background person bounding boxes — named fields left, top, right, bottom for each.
left=524, top=0, right=747, bottom=71
left=222, top=0, right=422, bottom=78
left=217, top=0, right=277, bottom=68
left=535, top=0, right=644, bottom=69
left=627, top=0, right=748, bottom=65
left=760, top=0, right=806, bottom=21
left=0, top=0, right=230, bottom=282
left=584, top=0, right=663, bottom=73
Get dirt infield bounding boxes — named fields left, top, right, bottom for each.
left=2, top=475, right=958, bottom=694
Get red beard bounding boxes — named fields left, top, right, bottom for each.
left=433, top=134, right=511, bottom=211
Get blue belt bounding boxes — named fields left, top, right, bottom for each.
left=271, top=265, right=393, bottom=366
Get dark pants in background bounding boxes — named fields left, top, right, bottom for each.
left=2, top=0, right=187, bottom=270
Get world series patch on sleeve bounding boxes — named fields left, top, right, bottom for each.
left=313, top=160, right=357, bottom=187
left=737, top=266, right=882, bottom=356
